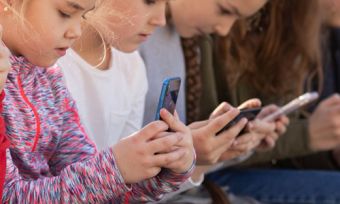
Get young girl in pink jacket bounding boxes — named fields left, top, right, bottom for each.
left=0, top=0, right=195, bottom=203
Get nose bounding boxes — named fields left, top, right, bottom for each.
left=149, top=3, right=167, bottom=27
left=214, top=19, right=235, bottom=36
left=65, top=22, right=82, bottom=40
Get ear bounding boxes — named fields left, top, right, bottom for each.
left=0, top=0, right=12, bottom=11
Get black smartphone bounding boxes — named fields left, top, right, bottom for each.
left=216, top=107, right=262, bottom=135
left=155, top=77, right=181, bottom=120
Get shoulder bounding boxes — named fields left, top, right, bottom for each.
left=44, top=64, right=71, bottom=99
left=111, top=48, right=146, bottom=75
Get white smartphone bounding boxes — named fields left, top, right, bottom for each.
left=262, top=92, right=319, bottom=122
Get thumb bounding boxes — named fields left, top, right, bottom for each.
left=238, top=98, right=261, bottom=110
left=320, top=94, right=340, bottom=107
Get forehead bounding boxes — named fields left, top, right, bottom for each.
left=222, top=0, right=268, bottom=17
left=57, top=0, right=95, bottom=10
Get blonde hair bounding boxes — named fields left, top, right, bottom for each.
left=1, top=0, right=47, bottom=56
left=80, top=0, right=138, bottom=67
left=1, top=0, right=29, bottom=25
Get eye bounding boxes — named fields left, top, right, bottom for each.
left=218, top=5, right=233, bottom=16
left=59, top=10, right=71, bottom=18
left=144, top=0, right=157, bottom=5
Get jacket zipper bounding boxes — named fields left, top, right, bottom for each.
left=17, top=75, right=41, bottom=152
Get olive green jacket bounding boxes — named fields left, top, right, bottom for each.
left=198, top=35, right=336, bottom=168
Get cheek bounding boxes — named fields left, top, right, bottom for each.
left=26, top=18, right=61, bottom=48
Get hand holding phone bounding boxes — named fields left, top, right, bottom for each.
left=262, top=92, right=319, bottom=122
left=155, top=77, right=181, bottom=120
left=217, top=107, right=262, bottom=135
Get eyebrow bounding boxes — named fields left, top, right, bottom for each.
left=66, top=1, right=85, bottom=11
left=224, top=1, right=244, bottom=18
left=66, top=1, right=95, bottom=13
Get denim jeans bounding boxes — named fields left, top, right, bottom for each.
left=207, top=169, right=340, bottom=204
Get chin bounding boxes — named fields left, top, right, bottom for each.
left=29, top=57, right=58, bottom=68
left=114, top=45, right=138, bottom=54
left=177, top=29, right=196, bottom=39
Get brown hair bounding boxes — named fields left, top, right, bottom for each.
left=219, top=0, right=322, bottom=98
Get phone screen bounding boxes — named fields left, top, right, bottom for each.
left=155, top=77, right=181, bottom=120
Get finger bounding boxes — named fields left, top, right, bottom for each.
left=257, top=104, right=279, bottom=119
left=152, top=131, right=173, bottom=140
left=321, top=94, right=340, bottom=107
left=233, top=133, right=255, bottom=145
left=275, top=122, right=287, bottom=135
left=217, top=117, right=248, bottom=139
left=231, top=142, right=254, bottom=153
left=215, top=118, right=248, bottom=151
left=153, top=148, right=186, bottom=167
left=259, top=137, right=276, bottom=151
left=219, top=149, right=244, bottom=161
left=238, top=98, right=261, bottom=109
left=0, top=25, right=10, bottom=57
left=140, top=121, right=169, bottom=140
left=210, top=102, right=233, bottom=119
left=189, top=120, right=209, bottom=129
left=174, top=110, right=180, bottom=120
left=148, top=133, right=183, bottom=153
left=207, top=107, right=240, bottom=133
left=277, top=115, right=290, bottom=126
left=160, top=108, right=187, bottom=132
left=249, top=120, right=275, bottom=135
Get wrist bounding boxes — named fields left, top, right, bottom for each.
left=172, top=149, right=196, bottom=174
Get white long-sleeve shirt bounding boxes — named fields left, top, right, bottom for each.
left=58, top=48, right=148, bottom=150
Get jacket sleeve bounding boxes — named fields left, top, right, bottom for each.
left=123, top=165, right=195, bottom=203
left=3, top=91, right=194, bottom=203
left=0, top=91, right=9, bottom=199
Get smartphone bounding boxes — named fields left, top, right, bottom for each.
left=217, top=107, right=262, bottom=135
left=155, top=77, right=181, bottom=120
left=262, top=92, right=319, bottom=122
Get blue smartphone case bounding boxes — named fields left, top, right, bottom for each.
left=155, top=77, right=181, bottom=120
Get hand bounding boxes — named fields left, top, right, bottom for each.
left=112, top=116, right=186, bottom=184
left=0, top=25, right=11, bottom=91
left=159, top=109, right=195, bottom=174
left=189, top=102, right=247, bottom=165
left=254, top=105, right=289, bottom=152
left=321, top=0, right=340, bottom=27
left=309, top=94, right=340, bottom=151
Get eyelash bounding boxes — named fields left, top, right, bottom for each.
left=144, top=0, right=157, bottom=5
left=59, top=10, right=71, bottom=18
left=218, top=5, right=232, bottom=16
left=59, top=10, right=87, bottom=20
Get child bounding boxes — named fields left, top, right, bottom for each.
left=139, top=0, right=290, bottom=202
left=140, top=0, right=279, bottom=170
left=0, top=0, right=195, bottom=203
left=58, top=0, right=166, bottom=150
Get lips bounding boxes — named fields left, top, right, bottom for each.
left=138, top=33, right=151, bottom=42
left=55, top=47, right=68, bottom=57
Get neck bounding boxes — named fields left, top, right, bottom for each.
left=72, top=26, right=111, bottom=70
